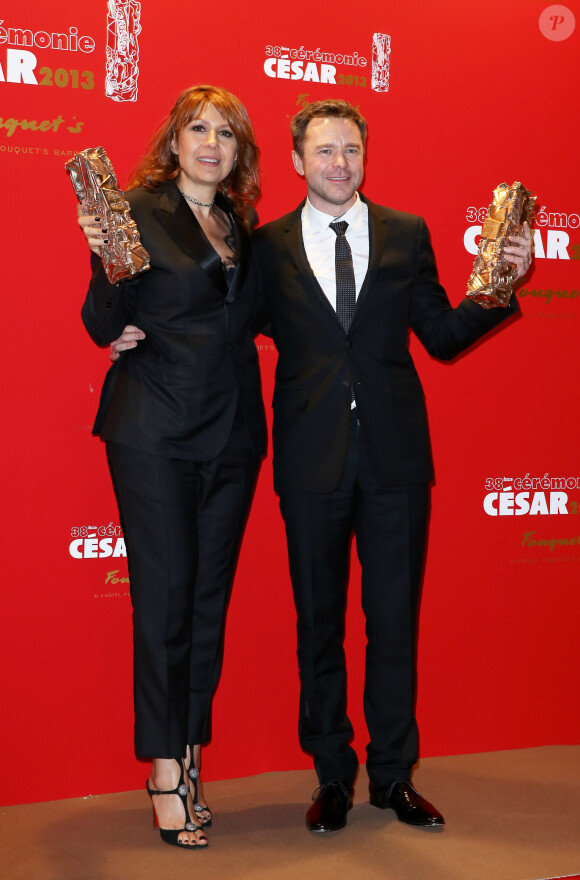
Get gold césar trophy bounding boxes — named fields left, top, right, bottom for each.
left=65, top=146, right=150, bottom=284
left=466, top=181, right=535, bottom=308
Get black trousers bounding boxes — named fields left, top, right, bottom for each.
left=106, top=412, right=260, bottom=758
left=280, top=413, right=429, bottom=787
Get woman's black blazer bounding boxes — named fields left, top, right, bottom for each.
left=81, top=180, right=266, bottom=461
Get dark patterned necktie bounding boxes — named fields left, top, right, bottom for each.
left=329, top=220, right=356, bottom=332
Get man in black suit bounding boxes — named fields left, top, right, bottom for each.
left=252, top=99, right=531, bottom=833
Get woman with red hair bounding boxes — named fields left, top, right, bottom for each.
left=79, top=85, right=266, bottom=850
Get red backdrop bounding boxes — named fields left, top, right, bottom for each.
left=1, top=0, right=579, bottom=806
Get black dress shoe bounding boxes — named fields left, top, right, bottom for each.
left=369, top=781, right=444, bottom=829
left=306, top=781, right=353, bottom=832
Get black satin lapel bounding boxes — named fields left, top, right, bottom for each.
left=285, top=211, right=339, bottom=322
left=225, top=216, right=249, bottom=303
left=153, top=194, right=228, bottom=296
left=352, top=202, right=388, bottom=321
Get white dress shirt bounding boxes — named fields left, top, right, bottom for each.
left=301, top=192, right=369, bottom=310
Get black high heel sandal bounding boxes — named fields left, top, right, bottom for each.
left=146, top=759, right=209, bottom=850
left=188, top=763, right=213, bottom=828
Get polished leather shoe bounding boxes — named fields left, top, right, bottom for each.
left=369, top=781, right=444, bottom=828
left=306, top=781, right=353, bottom=832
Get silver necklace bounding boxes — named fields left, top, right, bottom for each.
left=179, top=188, right=215, bottom=208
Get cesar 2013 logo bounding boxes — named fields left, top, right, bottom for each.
left=69, top=523, right=127, bottom=559
left=0, top=1, right=142, bottom=102
left=482, top=474, right=579, bottom=517
left=263, top=33, right=391, bottom=93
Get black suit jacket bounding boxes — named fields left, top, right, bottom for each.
left=82, top=180, right=266, bottom=461
left=253, top=195, right=519, bottom=493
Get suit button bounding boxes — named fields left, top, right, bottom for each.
left=345, top=340, right=353, bottom=349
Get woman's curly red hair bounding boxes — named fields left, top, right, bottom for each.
left=127, top=84, right=260, bottom=219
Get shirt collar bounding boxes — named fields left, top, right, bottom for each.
left=303, top=192, right=364, bottom=233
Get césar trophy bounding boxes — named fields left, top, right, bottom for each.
left=65, top=146, right=150, bottom=284
left=466, top=181, right=535, bottom=308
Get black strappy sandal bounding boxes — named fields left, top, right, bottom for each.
left=146, top=759, right=209, bottom=849
left=188, top=763, right=213, bottom=828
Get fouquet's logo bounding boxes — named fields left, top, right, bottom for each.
left=69, top=522, right=127, bottom=559
left=483, top=473, right=580, bottom=517
left=263, top=33, right=391, bottom=93
left=521, top=530, right=580, bottom=552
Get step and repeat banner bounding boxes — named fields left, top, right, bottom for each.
left=1, top=1, right=578, bottom=805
